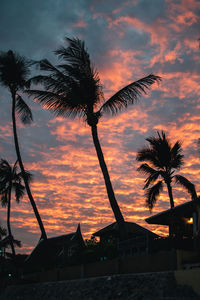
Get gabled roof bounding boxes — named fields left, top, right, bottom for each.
left=145, top=200, right=199, bottom=225
left=25, top=224, right=84, bottom=266
left=93, top=222, right=158, bottom=238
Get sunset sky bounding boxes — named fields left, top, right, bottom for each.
left=0, top=0, right=200, bottom=254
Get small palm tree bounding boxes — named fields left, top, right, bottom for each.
left=0, top=50, right=47, bottom=239
left=136, top=131, right=197, bottom=210
left=0, top=159, right=29, bottom=256
left=27, top=37, right=161, bottom=239
left=0, top=225, right=7, bottom=257
left=0, top=225, right=21, bottom=258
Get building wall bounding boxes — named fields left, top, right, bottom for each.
left=2, top=271, right=200, bottom=299
left=26, top=250, right=178, bottom=282
left=175, top=268, right=200, bottom=295
left=21, top=249, right=200, bottom=284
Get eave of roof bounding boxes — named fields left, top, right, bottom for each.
left=145, top=200, right=198, bottom=225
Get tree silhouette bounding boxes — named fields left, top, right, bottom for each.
left=0, top=50, right=47, bottom=239
left=136, top=131, right=197, bottom=210
left=27, top=37, right=161, bottom=239
left=0, top=224, right=21, bottom=258
left=0, top=159, right=29, bottom=256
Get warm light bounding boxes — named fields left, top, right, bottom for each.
left=187, top=218, right=193, bottom=224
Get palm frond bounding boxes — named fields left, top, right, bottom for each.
left=137, top=163, right=161, bottom=188
left=55, top=37, right=90, bottom=67
left=13, top=182, right=25, bottom=203
left=24, top=169, right=33, bottom=183
left=137, top=163, right=158, bottom=175
left=26, top=89, right=86, bottom=119
left=13, top=239, right=21, bottom=247
left=1, top=235, right=21, bottom=248
left=136, top=148, right=162, bottom=169
left=145, top=180, right=163, bottom=210
left=145, top=131, right=172, bottom=168
left=174, top=175, right=197, bottom=200
left=146, top=131, right=165, bottom=149
left=28, top=74, right=68, bottom=93
left=0, top=193, right=8, bottom=207
left=170, top=141, right=184, bottom=170
left=144, top=173, right=161, bottom=189
left=0, top=159, right=11, bottom=169
left=0, top=225, right=7, bottom=238
left=40, top=59, right=64, bottom=73
left=16, top=95, right=33, bottom=124
left=18, top=169, right=33, bottom=184
left=100, top=74, right=161, bottom=115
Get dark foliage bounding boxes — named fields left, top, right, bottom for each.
left=137, top=131, right=197, bottom=210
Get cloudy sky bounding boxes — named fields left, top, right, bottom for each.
left=0, top=0, right=200, bottom=253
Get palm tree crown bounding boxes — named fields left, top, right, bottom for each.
left=27, top=37, right=161, bottom=122
left=27, top=37, right=161, bottom=239
left=0, top=50, right=33, bottom=123
left=0, top=159, right=31, bottom=204
left=136, top=131, right=197, bottom=210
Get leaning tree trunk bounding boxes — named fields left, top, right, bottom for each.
left=7, top=186, right=16, bottom=257
left=166, top=181, right=174, bottom=209
left=91, top=124, right=128, bottom=240
left=166, top=180, right=174, bottom=237
left=11, top=92, right=47, bottom=240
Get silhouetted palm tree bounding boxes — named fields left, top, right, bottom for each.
left=0, top=225, right=7, bottom=242
left=27, top=37, right=161, bottom=239
left=0, top=50, right=47, bottom=239
left=0, top=224, right=21, bottom=258
left=136, top=131, right=197, bottom=210
left=0, top=159, right=28, bottom=256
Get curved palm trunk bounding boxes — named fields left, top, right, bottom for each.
left=11, top=92, right=47, bottom=240
left=166, top=181, right=174, bottom=209
left=91, top=124, right=127, bottom=240
left=7, top=186, right=16, bottom=257
left=166, top=181, right=174, bottom=237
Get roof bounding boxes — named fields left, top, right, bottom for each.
left=145, top=200, right=199, bottom=225
left=93, top=222, right=158, bottom=238
left=25, top=224, right=84, bottom=266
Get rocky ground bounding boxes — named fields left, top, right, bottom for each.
left=0, top=271, right=199, bottom=300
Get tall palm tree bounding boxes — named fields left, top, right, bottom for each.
left=27, top=37, right=161, bottom=239
left=0, top=50, right=47, bottom=239
left=136, top=131, right=197, bottom=210
left=0, top=159, right=28, bottom=256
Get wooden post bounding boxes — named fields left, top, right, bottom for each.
left=197, top=204, right=200, bottom=236
left=193, top=212, right=197, bottom=237
left=146, top=233, right=149, bottom=254
left=193, top=211, right=198, bottom=250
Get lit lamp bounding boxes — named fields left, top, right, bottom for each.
left=187, top=217, right=193, bottom=224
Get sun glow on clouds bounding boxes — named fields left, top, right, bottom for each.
left=0, top=0, right=200, bottom=253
